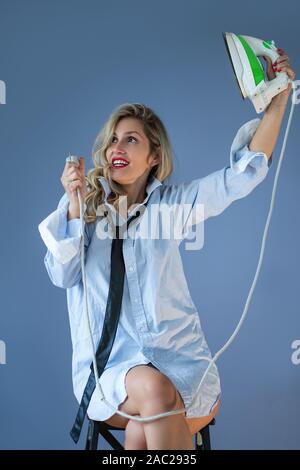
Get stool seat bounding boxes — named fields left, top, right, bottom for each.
left=85, top=418, right=216, bottom=450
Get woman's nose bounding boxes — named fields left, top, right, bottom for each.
left=114, top=142, right=126, bottom=153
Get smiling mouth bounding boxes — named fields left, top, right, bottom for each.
left=112, top=160, right=130, bottom=168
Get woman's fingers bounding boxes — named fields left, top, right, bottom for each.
left=61, top=156, right=87, bottom=200
left=262, top=49, right=295, bottom=81
left=63, top=170, right=81, bottom=185
left=277, top=52, right=289, bottom=60
left=64, top=158, right=84, bottom=179
left=275, top=48, right=296, bottom=79
left=277, top=48, right=288, bottom=57
left=79, top=157, right=85, bottom=175
left=274, top=66, right=295, bottom=80
left=274, top=55, right=289, bottom=66
left=273, top=61, right=295, bottom=80
left=69, top=180, right=83, bottom=193
left=285, top=68, right=296, bottom=80
left=67, top=168, right=82, bottom=180
left=274, top=61, right=289, bottom=71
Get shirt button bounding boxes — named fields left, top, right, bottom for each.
left=129, top=266, right=135, bottom=272
left=133, top=298, right=138, bottom=303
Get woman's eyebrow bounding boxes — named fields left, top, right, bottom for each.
left=113, top=131, right=143, bottom=137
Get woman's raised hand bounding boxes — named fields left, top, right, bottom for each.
left=61, top=157, right=87, bottom=219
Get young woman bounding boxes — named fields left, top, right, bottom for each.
left=38, top=50, right=295, bottom=450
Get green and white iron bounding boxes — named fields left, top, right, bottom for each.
left=223, top=32, right=291, bottom=113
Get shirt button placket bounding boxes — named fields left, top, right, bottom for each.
left=124, top=242, right=148, bottom=336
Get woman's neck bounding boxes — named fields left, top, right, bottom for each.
left=120, top=174, right=149, bottom=215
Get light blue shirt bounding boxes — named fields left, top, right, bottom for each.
left=38, top=118, right=272, bottom=420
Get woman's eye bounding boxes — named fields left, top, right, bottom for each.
left=111, top=136, right=137, bottom=143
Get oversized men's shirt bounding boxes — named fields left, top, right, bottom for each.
left=38, top=118, right=272, bottom=421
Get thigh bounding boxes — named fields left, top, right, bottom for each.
left=103, top=364, right=145, bottom=429
left=103, top=362, right=179, bottom=428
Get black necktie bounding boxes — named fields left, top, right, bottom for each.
left=70, top=201, right=148, bottom=444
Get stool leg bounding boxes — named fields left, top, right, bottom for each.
left=85, top=420, right=99, bottom=450
left=98, top=428, right=124, bottom=450
left=200, top=424, right=211, bottom=450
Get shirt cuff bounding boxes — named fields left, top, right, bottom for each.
left=230, top=118, right=273, bottom=174
left=38, top=193, right=82, bottom=264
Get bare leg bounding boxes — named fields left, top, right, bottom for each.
left=116, top=364, right=194, bottom=450
left=124, top=418, right=147, bottom=450
left=141, top=394, right=194, bottom=450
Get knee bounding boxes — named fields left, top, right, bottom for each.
left=125, top=366, right=178, bottom=414
left=141, top=377, right=178, bottom=412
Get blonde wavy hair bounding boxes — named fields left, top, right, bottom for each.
left=84, top=102, right=174, bottom=224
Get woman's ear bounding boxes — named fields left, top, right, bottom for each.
left=152, top=147, right=161, bottom=167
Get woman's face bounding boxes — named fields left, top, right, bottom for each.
left=106, top=117, right=159, bottom=185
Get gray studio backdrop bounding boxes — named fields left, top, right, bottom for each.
left=0, top=0, right=299, bottom=450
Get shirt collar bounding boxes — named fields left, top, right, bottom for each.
left=97, top=173, right=162, bottom=203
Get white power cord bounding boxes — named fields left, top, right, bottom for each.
left=72, top=84, right=296, bottom=423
